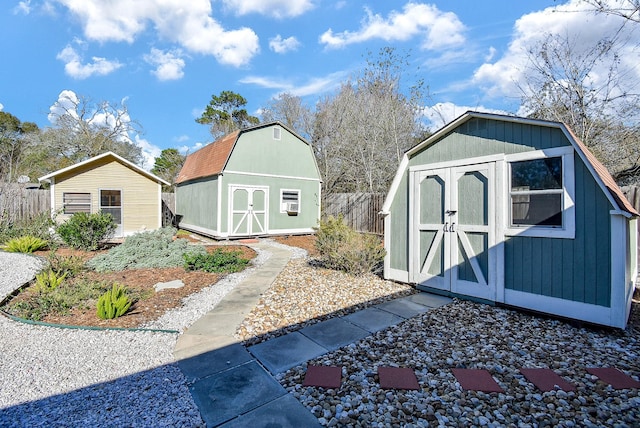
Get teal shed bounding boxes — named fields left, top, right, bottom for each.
left=382, top=112, right=638, bottom=328
left=175, top=122, right=321, bottom=239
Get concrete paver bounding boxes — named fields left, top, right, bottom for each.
left=189, top=360, right=287, bottom=427
left=174, top=240, right=452, bottom=427
left=300, top=317, right=370, bottom=351
left=343, top=307, right=405, bottom=333
left=218, top=394, right=322, bottom=428
left=375, top=296, right=433, bottom=318
left=248, top=332, right=328, bottom=374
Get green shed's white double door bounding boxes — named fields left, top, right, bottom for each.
left=229, top=185, right=268, bottom=236
left=411, top=162, right=496, bottom=301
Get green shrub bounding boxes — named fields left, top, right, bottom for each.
left=314, top=215, right=386, bottom=276
left=96, top=284, right=132, bottom=320
left=0, top=211, right=54, bottom=244
left=56, top=212, right=116, bottom=251
left=34, top=270, right=67, bottom=293
left=87, top=227, right=207, bottom=272
left=2, top=235, right=48, bottom=253
left=184, top=249, right=249, bottom=273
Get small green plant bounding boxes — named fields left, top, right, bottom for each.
left=56, top=212, right=117, bottom=251
left=34, top=270, right=67, bottom=293
left=183, top=249, right=249, bottom=273
left=2, top=235, right=48, bottom=253
left=46, top=252, right=85, bottom=278
left=314, top=215, right=386, bottom=276
left=96, top=284, right=133, bottom=320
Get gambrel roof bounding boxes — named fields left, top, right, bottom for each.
left=176, top=121, right=315, bottom=184
left=383, top=111, right=637, bottom=217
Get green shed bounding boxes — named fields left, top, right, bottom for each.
left=175, top=122, right=321, bottom=239
left=382, top=112, right=638, bottom=328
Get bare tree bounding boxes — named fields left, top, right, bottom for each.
left=260, top=92, right=314, bottom=139
left=580, top=0, right=640, bottom=22
left=46, top=91, right=144, bottom=165
left=518, top=31, right=640, bottom=183
left=313, top=48, right=427, bottom=194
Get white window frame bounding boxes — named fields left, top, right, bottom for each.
left=280, top=189, right=300, bottom=213
left=504, top=146, right=575, bottom=239
left=273, top=126, right=281, bottom=141
left=62, top=192, right=91, bottom=214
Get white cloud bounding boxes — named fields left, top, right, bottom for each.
left=174, top=135, right=189, bottom=143
left=54, top=0, right=259, bottom=67
left=423, top=102, right=508, bottom=130
left=240, top=70, right=348, bottom=97
left=56, top=45, right=123, bottom=79
left=269, top=35, right=301, bottom=54
left=144, top=48, right=185, bottom=81
left=319, top=3, right=466, bottom=50
left=13, top=1, right=31, bottom=14
left=472, top=0, right=640, bottom=101
left=134, top=135, right=162, bottom=170
left=222, top=0, right=315, bottom=18
left=0, top=103, right=4, bottom=111
left=48, top=90, right=80, bottom=124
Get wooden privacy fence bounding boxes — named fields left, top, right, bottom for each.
left=622, top=185, right=640, bottom=214
left=0, top=187, right=50, bottom=223
left=322, top=193, right=386, bottom=235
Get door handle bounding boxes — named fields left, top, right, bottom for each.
left=443, top=222, right=449, bottom=232
left=450, top=222, right=455, bottom=232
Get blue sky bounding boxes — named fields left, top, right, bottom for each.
left=1, top=1, right=637, bottom=169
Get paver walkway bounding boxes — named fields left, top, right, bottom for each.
left=173, top=241, right=452, bottom=427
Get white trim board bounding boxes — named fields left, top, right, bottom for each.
left=503, top=289, right=623, bottom=328
left=223, top=170, right=321, bottom=182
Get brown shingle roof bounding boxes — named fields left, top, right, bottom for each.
left=176, top=130, right=240, bottom=184
left=564, top=125, right=639, bottom=216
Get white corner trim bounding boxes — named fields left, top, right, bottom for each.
left=382, top=155, right=409, bottom=212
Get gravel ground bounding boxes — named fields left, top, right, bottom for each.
left=279, top=299, right=640, bottom=427
left=2, top=242, right=640, bottom=427
left=0, top=248, right=274, bottom=428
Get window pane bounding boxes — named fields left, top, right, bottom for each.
left=511, top=157, right=562, bottom=190
left=511, top=193, right=562, bottom=226
left=100, top=190, right=121, bottom=207
left=282, top=191, right=299, bottom=202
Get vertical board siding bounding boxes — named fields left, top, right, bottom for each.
left=505, top=157, right=612, bottom=307
left=176, top=177, right=218, bottom=231
left=401, top=117, right=615, bottom=307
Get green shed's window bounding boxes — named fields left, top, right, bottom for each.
left=280, top=189, right=300, bottom=214
left=510, top=157, right=563, bottom=227
left=505, top=146, right=575, bottom=239
left=63, top=192, right=91, bottom=214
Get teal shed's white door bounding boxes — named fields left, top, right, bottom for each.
left=229, top=185, right=268, bottom=236
left=411, top=162, right=496, bottom=301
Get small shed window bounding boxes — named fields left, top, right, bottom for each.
left=280, top=189, right=300, bottom=214
left=63, top=192, right=91, bottom=214
left=505, top=147, right=575, bottom=239
left=510, top=157, right=563, bottom=227
left=273, top=126, right=281, bottom=140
